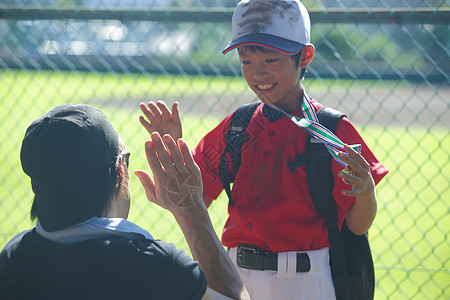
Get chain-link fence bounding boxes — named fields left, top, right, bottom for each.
left=1, top=1, right=449, bottom=299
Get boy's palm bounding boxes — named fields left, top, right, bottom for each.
left=139, top=101, right=182, bottom=141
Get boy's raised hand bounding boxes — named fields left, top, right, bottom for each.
left=139, top=101, right=182, bottom=141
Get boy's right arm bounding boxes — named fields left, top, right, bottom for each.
left=139, top=100, right=183, bottom=141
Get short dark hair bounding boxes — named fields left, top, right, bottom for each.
left=238, top=45, right=306, bottom=79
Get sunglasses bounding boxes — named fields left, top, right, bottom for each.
left=118, top=150, right=131, bottom=168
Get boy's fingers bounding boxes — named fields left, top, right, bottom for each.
left=148, top=101, right=162, bottom=118
left=344, top=144, right=369, bottom=168
left=140, top=102, right=155, bottom=120
left=156, top=100, right=172, bottom=116
left=341, top=188, right=357, bottom=197
left=172, top=102, right=181, bottom=123
left=339, top=168, right=360, bottom=185
left=139, top=102, right=149, bottom=114
left=339, top=145, right=369, bottom=174
left=139, top=116, right=152, bottom=132
left=338, top=151, right=353, bottom=166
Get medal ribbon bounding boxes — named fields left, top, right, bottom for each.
left=269, top=93, right=361, bottom=167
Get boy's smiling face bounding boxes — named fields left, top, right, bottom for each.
left=239, top=46, right=303, bottom=112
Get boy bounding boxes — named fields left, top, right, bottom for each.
left=139, top=0, right=388, bottom=299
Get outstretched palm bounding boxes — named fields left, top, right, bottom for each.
left=139, top=101, right=182, bottom=141
left=167, top=172, right=203, bottom=208
left=135, top=133, right=204, bottom=214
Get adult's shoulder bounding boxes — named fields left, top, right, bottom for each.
left=110, top=239, right=207, bottom=299
left=0, top=229, right=34, bottom=288
left=67, top=237, right=207, bottom=298
left=0, top=229, right=34, bottom=256
left=123, top=238, right=190, bottom=263
left=126, top=239, right=201, bottom=274
left=90, top=237, right=183, bottom=263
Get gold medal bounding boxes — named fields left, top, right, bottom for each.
left=342, top=165, right=356, bottom=185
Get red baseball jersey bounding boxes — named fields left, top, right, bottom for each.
left=192, top=98, right=388, bottom=253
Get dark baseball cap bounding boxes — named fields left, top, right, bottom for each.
left=20, top=104, right=119, bottom=232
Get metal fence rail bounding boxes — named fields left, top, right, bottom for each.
left=0, top=2, right=449, bottom=299
left=1, top=7, right=449, bottom=81
left=2, top=7, right=448, bottom=24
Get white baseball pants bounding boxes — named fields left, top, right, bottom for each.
left=228, top=247, right=336, bottom=300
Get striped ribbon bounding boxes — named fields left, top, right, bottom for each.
left=270, top=93, right=361, bottom=167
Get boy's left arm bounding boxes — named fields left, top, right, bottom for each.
left=338, top=144, right=377, bottom=236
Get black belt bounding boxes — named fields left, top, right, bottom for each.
left=236, top=244, right=311, bottom=272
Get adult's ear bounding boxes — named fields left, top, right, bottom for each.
left=300, top=44, right=315, bottom=68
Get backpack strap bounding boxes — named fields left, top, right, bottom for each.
left=306, top=107, right=345, bottom=218
left=219, top=102, right=260, bottom=205
left=306, top=107, right=351, bottom=299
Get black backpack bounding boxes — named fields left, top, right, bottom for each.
left=219, top=102, right=375, bottom=300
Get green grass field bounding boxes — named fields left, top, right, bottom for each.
left=1, top=70, right=448, bottom=299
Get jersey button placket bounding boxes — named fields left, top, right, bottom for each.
left=268, top=129, right=276, bottom=137
left=254, top=194, right=262, bottom=202
left=247, top=222, right=253, bottom=231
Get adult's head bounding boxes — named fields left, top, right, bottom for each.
left=20, top=104, right=127, bottom=232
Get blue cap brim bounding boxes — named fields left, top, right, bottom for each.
left=222, top=33, right=305, bottom=55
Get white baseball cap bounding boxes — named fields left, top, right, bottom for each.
left=223, top=0, right=311, bottom=55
